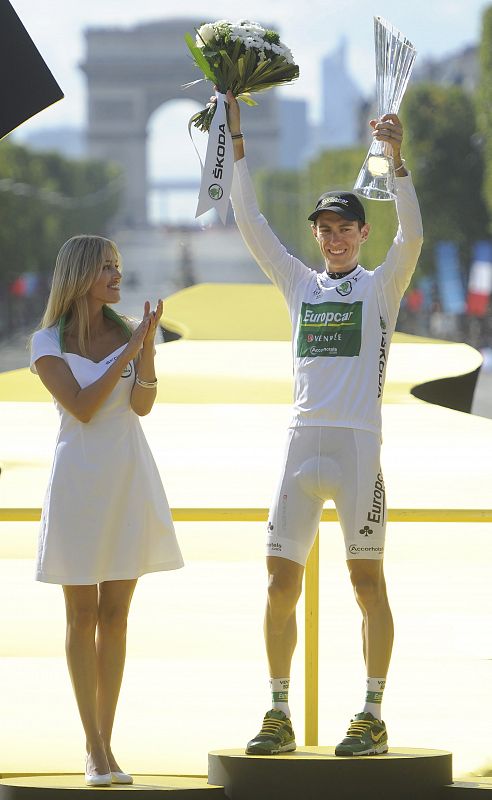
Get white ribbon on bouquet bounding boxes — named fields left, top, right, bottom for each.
left=194, top=90, right=233, bottom=225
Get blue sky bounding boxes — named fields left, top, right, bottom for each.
left=11, top=0, right=487, bottom=130
left=9, top=0, right=487, bottom=222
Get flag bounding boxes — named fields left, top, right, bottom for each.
left=467, top=241, right=492, bottom=318
left=435, top=241, right=466, bottom=314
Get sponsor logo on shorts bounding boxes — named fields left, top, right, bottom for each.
left=268, top=542, right=283, bottom=552
left=349, top=544, right=384, bottom=555
left=359, top=525, right=373, bottom=537
left=367, top=472, right=385, bottom=524
left=267, top=522, right=274, bottom=532
left=281, top=494, right=288, bottom=530
left=121, top=364, right=132, bottom=378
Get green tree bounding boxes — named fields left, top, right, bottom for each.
left=401, top=83, right=488, bottom=274
left=0, top=141, right=122, bottom=333
left=0, top=141, right=122, bottom=283
left=477, top=4, right=492, bottom=224
left=255, top=168, right=303, bottom=258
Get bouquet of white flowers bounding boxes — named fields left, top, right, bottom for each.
left=185, top=19, right=299, bottom=132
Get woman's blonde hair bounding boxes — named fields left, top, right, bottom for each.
left=39, top=234, right=122, bottom=356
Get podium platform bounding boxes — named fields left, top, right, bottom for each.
left=1, top=286, right=491, bottom=786
left=442, top=778, right=492, bottom=796
left=2, top=760, right=492, bottom=800
left=208, top=747, right=452, bottom=800
left=0, top=775, right=225, bottom=799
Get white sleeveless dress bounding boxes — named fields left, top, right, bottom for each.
left=30, top=325, right=184, bottom=585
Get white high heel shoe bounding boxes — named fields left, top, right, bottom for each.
left=111, top=771, right=134, bottom=785
left=85, top=756, right=112, bottom=787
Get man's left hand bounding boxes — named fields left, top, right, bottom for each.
left=370, top=113, right=403, bottom=160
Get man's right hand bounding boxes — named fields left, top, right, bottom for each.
left=209, top=89, right=244, bottom=160
left=225, top=89, right=241, bottom=134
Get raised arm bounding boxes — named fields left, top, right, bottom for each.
left=226, top=90, right=311, bottom=300
left=372, top=114, right=424, bottom=304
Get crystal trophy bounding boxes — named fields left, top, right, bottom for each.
left=354, top=17, right=417, bottom=201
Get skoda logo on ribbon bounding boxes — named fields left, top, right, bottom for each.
left=208, top=183, right=223, bottom=201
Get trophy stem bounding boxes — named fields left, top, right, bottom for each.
left=354, top=137, right=396, bottom=201
left=353, top=16, right=416, bottom=202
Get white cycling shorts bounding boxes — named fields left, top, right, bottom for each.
left=266, top=427, right=386, bottom=566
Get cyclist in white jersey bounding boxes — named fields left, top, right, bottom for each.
left=225, top=91, right=423, bottom=757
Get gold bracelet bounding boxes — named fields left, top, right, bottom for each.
left=136, top=376, right=157, bottom=389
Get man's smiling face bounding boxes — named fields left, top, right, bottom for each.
left=312, top=211, right=370, bottom=273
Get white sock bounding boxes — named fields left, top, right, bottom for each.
left=362, top=677, right=386, bottom=720
left=270, top=677, right=290, bottom=718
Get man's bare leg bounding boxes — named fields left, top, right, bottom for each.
left=335, top=558, right=393, bottom=756
left=265, top=556, right=305, bottom=679
left=246, top=556, right=304, bottom=754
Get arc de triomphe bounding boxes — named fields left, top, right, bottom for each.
left=81, top=18, right=281, bottom=227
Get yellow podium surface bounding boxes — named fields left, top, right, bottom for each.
left=0, top=284, right=491, bottom=782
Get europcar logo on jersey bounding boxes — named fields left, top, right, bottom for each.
left=297, top=301, right=362, bottom=357
left=208, top=184, right=223, bottom=200
left=336, top=280, right=352, bottom=297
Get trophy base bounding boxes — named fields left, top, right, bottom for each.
left=354, top=187, right=395, bottom=201
left=353, top=153, right=397, bottom=202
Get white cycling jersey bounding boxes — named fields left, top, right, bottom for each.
left=231, top=158, right=423, bottom=436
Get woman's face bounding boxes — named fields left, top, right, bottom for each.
left=88, top=252, right=121, bottom=305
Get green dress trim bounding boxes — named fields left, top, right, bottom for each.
left=58, top=306, right=132, bottom=353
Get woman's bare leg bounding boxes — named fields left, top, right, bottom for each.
left=96, top=579, right=137, bottom=773
left=63, top=584, right=109, bottom=776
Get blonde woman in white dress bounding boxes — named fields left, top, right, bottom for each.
left=30, top=235, right=183, bottom=786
